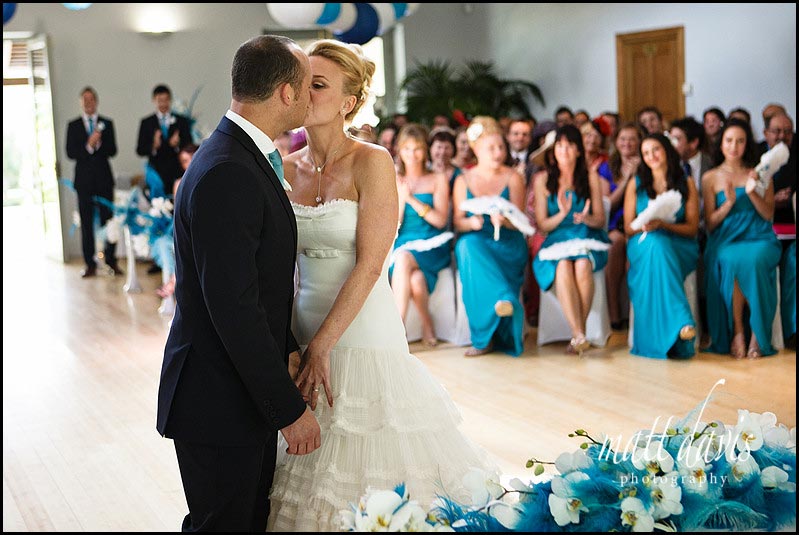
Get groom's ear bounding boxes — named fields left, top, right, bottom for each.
left=278, top=82, right=294, bottom=107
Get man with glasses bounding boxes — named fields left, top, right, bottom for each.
left=758, top=113, right=795, bottom=225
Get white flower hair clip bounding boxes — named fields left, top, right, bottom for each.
left=466, top=122, right=483, bottom=143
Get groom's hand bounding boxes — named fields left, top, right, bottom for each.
left=280, top=407, right=321, bottom=455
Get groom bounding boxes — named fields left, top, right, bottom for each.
left=157, top=35, right=320, bottom=532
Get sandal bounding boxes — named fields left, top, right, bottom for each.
left=730, top=333, right=746, bottom=359
left=679, top=325, right=696, bottom=341
left=569, top=336, right=591, bottom=356
left=464, top=344, right=492, bottom=357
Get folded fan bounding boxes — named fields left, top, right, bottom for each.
left=460, top=196, right=535, bottom=241
left=747, top=141, right=790, bottom=197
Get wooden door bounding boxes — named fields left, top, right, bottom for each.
left=616, top=26, right=685, bottom=126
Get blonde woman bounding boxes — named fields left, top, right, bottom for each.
left=453, top=116, right=529, bottom=357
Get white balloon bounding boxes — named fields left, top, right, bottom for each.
left=370, top=3, right=397, bottom=35
left=405, top=3, right=421, bottom=16
left=325, top=2, right=357, bottom=32
left=267, top=3, right=325, bottom=28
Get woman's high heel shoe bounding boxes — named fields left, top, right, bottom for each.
left=569, top=336, right=591, bottom=356
left=679, top=325, right=696, bottom=341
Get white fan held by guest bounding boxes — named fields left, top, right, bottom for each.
left=747, top=141, right=790, bottom=197
left=459, top=196, right=535, bottom=241
left=629, top=189, right=683, bottom=243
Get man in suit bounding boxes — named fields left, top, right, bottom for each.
left=157, top=35, right=320, bottom=532
left=65, top=86, right=123, bottom=277
left=136, top=84, right=192, bottom=197
left=757, top=112, right=796, bottom=225
left=505, top=118, right=534, bottom=184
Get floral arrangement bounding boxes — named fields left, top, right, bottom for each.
left=342, top=396, right=796, bottom=532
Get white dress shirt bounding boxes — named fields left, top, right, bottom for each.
left=224, top=109, right=291, bottom=191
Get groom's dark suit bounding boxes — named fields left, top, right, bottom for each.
left=157, top=115, right=306, bottom=531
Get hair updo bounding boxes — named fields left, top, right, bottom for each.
left=306, top=39, right=376, bottom=122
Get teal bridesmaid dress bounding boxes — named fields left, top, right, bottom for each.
left=781, top=241, right=796, bottom=341
left=389, top=193, right=453, bottom=293
left=704, top=187, right=781, bottom=355
left=532, top=191, right=609, bottom=292
left=455, top=187, right=528, bottom=355
left=627, top=180, right=699, bottom=359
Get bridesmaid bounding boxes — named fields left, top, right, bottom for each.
left=453, top=116, right=529, bottom=356
left=624, top=133, right=700, bottom=359
left=390, top=124, right=452, bottom=347
left=532, top=125, right=609, bottom=354
left=702, top=118, right=781, bottom=358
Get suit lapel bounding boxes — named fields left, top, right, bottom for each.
left=217, top=117, right=298, bottom=250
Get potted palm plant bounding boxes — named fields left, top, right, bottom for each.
left=400, top=59, right=545, bottom=125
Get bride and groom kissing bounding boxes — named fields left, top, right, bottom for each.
left=157, top=35, right=491, bottom=532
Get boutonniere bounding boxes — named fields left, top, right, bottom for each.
left=167, top=115, right=176, bottom=126
left=96, top=121, right=106, bottom=132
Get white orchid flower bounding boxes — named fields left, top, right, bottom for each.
left=548, top=472, right=590, bottom=526
left=728, top=455, right=761, bottom=485
left=555, top=450, right=594, bottom=474
left=620, top=497, right=655, bottom=532
left=649, top=472, right=684, bottom=519
left=339, top=509, right=356, bottom=531
left=789, top=427, right=797, bottom=449
left=632, top=442, right=675, bottom=474
left=735, top=410, right=765, bottom=453
left=389, top=501, right=430, bottom=531
left=677, top=445, right=712, bottom=495
left=352, top=489, right=404, bottom=531
left=760, top=466, right=796, bottom=491
left=488, top=501, right=522, bottom=530
left=764, top=423, right=791, bottom=448
left=462, top=468, right=503, bottom=507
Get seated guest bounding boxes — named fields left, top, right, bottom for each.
left=757, top=113, right=796, bottom=227
left=532, top=125, right=609, bottom=354
left=598, top=122, right=642, bottom=329
left=390, top=124, right=452, bottom=347
left=703, top=118, right=781, bottom=358
left=428, top=127, right=462, bottom=192
left=637, top=106, right=665, bottom=135
left=702, top=106, right=725, bottom=161
left=453, top=117, right=528, bottom=356
left=624, top=133, right=700, bottom=359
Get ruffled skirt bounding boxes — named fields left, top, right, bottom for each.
left=267, top=345, right=495, bottom=532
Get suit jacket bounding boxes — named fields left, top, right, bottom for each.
left=66, top=115, right=117, bottom=195
left=157, top=116, right=305, bottom=446
left=136, top=112, right=192, bottom=194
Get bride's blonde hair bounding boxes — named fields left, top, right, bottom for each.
left=307, top=39, right=376, bottom=123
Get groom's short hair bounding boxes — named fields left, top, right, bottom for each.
left=232, top=35, right=303, bottom=103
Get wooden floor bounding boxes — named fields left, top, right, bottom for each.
left=3, top=206, right=796, bottom=532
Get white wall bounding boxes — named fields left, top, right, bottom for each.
left=486, top=3, right=796, bottom=136
left=4, top=3, right=796, bottom=260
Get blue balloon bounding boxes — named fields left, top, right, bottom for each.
left=392, top=3, right=408, bottom=19
left=3, top=3, right=17, bottom=25
left=316, top=3, right=340, bottom=25
left=334, top=2, right=379, bottom=45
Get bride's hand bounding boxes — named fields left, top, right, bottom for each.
left=295, top=343, right=334, bottom=410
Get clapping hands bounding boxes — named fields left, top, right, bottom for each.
left=572, top=199, right=591, bottom=224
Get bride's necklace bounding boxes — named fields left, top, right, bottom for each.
left=308, top=135, right=349, bottom=205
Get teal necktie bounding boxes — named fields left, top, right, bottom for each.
left=267, top=149, right=287, bottom=188
left=160, top=117, right=169, bottom=139
left=88, top=117, right=95, bottom=134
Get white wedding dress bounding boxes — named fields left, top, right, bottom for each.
left=267, top=199, right=495, bottom=531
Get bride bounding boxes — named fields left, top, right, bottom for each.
left=267, top=39, right=495, bottom=531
